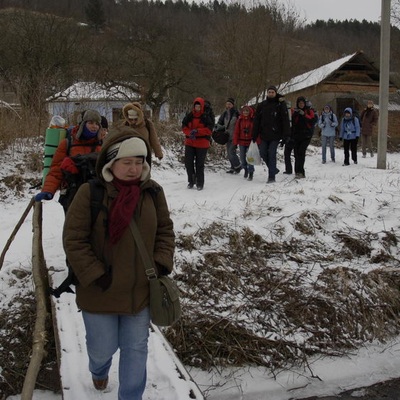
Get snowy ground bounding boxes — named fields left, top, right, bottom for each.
left=2, top=140, right=400, bottom=399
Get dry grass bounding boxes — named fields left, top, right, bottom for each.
left=166, top=222, right=400, bottom=374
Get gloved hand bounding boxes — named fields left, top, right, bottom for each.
left=189, top=129, right=197, bottom=140
left=298, top=109, right=305, bottom=116
left=35, top=192, right=53, bottom=202
left=95, top=269, right=112, bottom=291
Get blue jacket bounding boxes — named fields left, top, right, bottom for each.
left=339, top=108, right=360, bottom=140
left=318, top=111, right=338, bottom=137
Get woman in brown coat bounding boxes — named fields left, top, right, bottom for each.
left=63, top=130, right=174, bottom=399
left=120, top=102, right=164, bottom=160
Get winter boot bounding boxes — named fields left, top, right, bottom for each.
left=247, top=172, right=253, bottom=181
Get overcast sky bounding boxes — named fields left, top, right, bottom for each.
left=284, top=0, right=382, bottom=23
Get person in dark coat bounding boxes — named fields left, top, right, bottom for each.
left=252, top=86, right=290, bottom=183
left=182, top=97, right=214, bottom=190
left=360, top=100, right=378, bottom=158
left=216, top=97, right=240, bottom=174
left=291, top=96, right=315, bottom=179
left=63, top=131, right=175, bottom=398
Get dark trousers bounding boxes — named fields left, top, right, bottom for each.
left=284, top=139, right=294, bottom=174
left=343, top=138, right=358, bottom=165
left=259, top=139, right=280, bottom=179
left=294, top=138, right=311, bottom=175
left=185, top=145, right=208, bottom=186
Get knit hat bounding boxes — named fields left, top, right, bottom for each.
left=267, top=85, right=277, bottom=93
left=227, top=97, right=235, bottom=105
left=76, top=110, right=101, bottom=139
left=102, top=137, right=150, bottom=182
left=127, top=109, right=139, bottom=120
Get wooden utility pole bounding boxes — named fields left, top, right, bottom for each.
left=377, top=0, right=391, bottom=169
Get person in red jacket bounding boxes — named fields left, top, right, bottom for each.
left=233, top=105, right=258, bottom=181
left=182, top=97, right=214, bottom=190
left=35, top=110, right=103, bottom=207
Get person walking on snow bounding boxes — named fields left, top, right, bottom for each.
left=318, top=105, right=338, bottom=164
left=339, top=107, right=360, bottom=166
left=252, top=85, right=290, bottom=183
left=182, top=97, right=214, bottom=190
left=360, top=99, right=378, bottom=158
left=233, top=105, right=258, bottom=181
left=216, top=97, right=241, bottom=174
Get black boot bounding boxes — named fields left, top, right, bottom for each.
left=247, top=172, right=253, bottom=181
left=244, top=170, right=249, bottom=179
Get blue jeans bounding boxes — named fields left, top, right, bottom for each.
left=226, top=140, right=241, bottom=170
left=82, top=308, right=150, bottom=400
left=259, top=139, right=279, bottom=179
left=321, top=136, right=335, bottom=162
left=239, top=145, right=254, bottom=173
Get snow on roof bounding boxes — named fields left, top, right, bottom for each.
left=248, top=52, right=358, bottom=104
left=47, top=81, right=140, bottom=102
left=277, top=52, right=357, bottom=95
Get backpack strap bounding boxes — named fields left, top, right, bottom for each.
left=89, top=179, right=107, bottom=228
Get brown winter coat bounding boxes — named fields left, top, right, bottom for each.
left=360, top=107, right=378, bottom=136
left=118, top=102, right=164, bottom=159
left=62, top=130, right=174, bottom=315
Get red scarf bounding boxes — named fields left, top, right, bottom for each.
left=109, top=177, right=141, bottom=245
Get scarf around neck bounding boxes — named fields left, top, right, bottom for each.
left=109, top=177, right=141, bottom=245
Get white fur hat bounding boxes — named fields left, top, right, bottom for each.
left=102, top=137, right=150, bottom=182
left=127, top=109, right=139, bottom=119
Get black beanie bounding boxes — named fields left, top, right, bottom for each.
left=267, top=85, right=277, bottom=93
left=227, top=97, right=235, bottom=105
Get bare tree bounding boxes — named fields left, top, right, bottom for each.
left=0, top=9, right=88, bottom=115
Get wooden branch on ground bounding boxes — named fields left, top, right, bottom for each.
left=0, top=197, right=35, bottom=271
left=21, top=202, right=50, bottom=400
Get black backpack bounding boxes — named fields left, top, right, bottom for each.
left=58, top=135, right=102, bottom=212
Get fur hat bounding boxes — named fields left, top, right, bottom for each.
left=76, top=110, right=101, bottom=139
left=127, top=109, right=139, bottom=120
left=101, top=137, right=150, bottom=182
left=226, top=97, right=235, bottom=105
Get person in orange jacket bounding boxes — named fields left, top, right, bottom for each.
left=35, top=110, right=103, bottom=205
left=182, top=97, right=214, bottom=190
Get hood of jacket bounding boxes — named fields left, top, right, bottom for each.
left=192, top=97, right=205, bottom=114
left=344, top=107, right=353, bottom=117
left=296, top=96, right=307, bottom=109
left=240, top=105, right=254, bottom=119
left=95, top=129, right=152, bottom=183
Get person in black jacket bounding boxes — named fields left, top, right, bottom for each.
left=252, top=86, right=290, bottom=183
left=291, top=96, right=316, bottom=179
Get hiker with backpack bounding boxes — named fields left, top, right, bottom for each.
left=339, top=107, right=361, bottom=166
left=318, top=105, right=338, bottom=164
left=216, top=97, right=241, bottom=174
left=34, top=110, right=103, bottom=212
left=182, top=97, right=214, bottom=190
left=63, top=132, right=175, bottom=398
left=119, top=102, right=164, bottom=160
